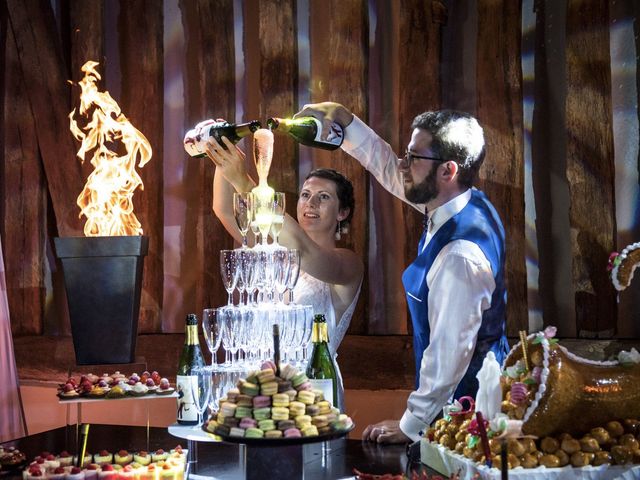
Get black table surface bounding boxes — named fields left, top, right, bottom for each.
left=1, top=424, right=440, bottom=479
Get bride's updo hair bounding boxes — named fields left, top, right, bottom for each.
left=304, top=168, right=355, bottom=230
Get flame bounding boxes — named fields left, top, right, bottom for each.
left=69, top=60, right=152, bottom=236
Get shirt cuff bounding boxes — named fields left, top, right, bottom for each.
left=399, top=408, right=429, bottom=443
left=342, top=115, right=375, bottom=153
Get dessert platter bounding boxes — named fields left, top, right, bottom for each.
left=19, top=447, right=186, bottom=480
left=420, top=328, right=640, bottom=479
left=0, top=447, right=27, bottom=476
left=57, top=371, right=176, bottom=401
left=202, top=361, right=354, bottom=445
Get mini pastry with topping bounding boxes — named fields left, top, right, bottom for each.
left=155, top=378, right=175, bottom=395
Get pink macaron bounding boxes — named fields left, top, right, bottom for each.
left=239, top=417, right=258, bottom=429
left=296, top=381, right=312, bottom=391
left=284, top=427, right=302, bottom=438
left=252, top=395, right=272, bottom=408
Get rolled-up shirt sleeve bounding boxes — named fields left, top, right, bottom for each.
left=399, top=240, right=495, bottom=441
left=342, top=116, right=424, bottom=214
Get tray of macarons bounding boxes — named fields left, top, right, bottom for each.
left=203, top=362, right=355, bottom=445
left=57, top=370, right=176, bottom=401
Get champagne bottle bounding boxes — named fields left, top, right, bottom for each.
left=305, top=314, right=338, bottom=407
left=176, top=313, right=205, bottom=425
left=266, top=117, right=344, bottom=150
left=184, top=120, right=262, bottom=158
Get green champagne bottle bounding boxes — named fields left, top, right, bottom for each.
left=305, top=314, right=338, bottom=407
left=176, top=313, right=205, bottom=425
left=184, top=120, right=262, bottom=158
left=266, top=117, right=344, bottom=150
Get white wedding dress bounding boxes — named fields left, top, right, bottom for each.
left=293, top=271, right=361, bottom=411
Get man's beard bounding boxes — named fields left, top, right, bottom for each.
left=404, top=164, right=438, bottom=204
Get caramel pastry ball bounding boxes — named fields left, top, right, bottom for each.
left=508, top=439, right=526, bottom=457
left=619, top=433, right=639, bottom=450
left=606, top=421, right=625, bottom=438
left=438, top=433, right=451, bottom=447
left=454, top=441, right=465, bottom=454
left=454, top=430, right=467, bottom=443
left=488, top=438, right=502, bottom=455
left=611, top=445, right=633, bottom=465
left=530, top=349, right=543, bottom=367
left=446, top=423, right=459, bottom=437
left=560, top=437, right=581, bottom=455
left=521, top=438, right=537, bottom=454
left=579, top=435, right=601, bottom=453
left=592, top=451, right=612, bottom=466
left=557, top=432, right=572, bottom=442
left=539, top=454, right=561, bottom=468
left=541, top=436, right=560, bottom=454
left=570, top=451, right=591, bottom=467
left=520, top=452, right=538, bottom=469
left=555, top=449, right=570, bottom=467
left=434, top=418, right=448, bottom=430
left=507, top=453, right=521, bottom=468
left=623, top=418, right=640, bottom=435
left=590, top=427, right=611, bottom=446
left=501, top=400, right=514, bottom=414
left=459, top=419, right=471, bottom=431
left=462, top=446, right=476, bottom=459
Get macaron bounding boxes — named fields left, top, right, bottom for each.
left=220, top=403, right=237, bottom=418
left=312, top=415, right=329, bottom=428
left=214, top=424, right=231, bottom=437
left=295, top=414, right=312, bottom=429
left=252, top=395, right=272, bottom=408
left=291, top=372, right=308, bottom=388
left=302, top=425, right=319, bottom=437
left=277, top=379, right=292, bottom=393
left=305, top=404, right=320, bottom=416
left=223, top=416, right=240, bottom=428
left=252, top=407, right=271, bottom=421
left=240, top=382, right=259, bottom=396
left=235, top=406, right=252, bottom=418
left=226, top=388, right=240, bottom=402
left=284, top=427, right=302, bottom=438
left=297, top=390, right=315, bottom=405
left=277, top=419, right=296, bottom=431
left=289, top=401, right=306, bottom=418
left=312, top=389, right=324, bottom=402
left=296, top=381, right=312, bottom=391
left=236, top=394, right=254, bottom=407
left=280, top=364, right=297, bottom=380
left=283, top=389, right=298, bottom=401
left=260, top=381, right=278, bottom=396
left=331, top=414, right=354, bottom=431
left=258, top=419, right=276, bottom=431
left=265, top=429, right=283, bottom=439
left=260, top=360, right=277, bottom=372
left=244, top=371, right=260, bottom=385
left=318, top=425, right=331, bottom=435
left=257, top=369, right=276, bottom=384
left=317, top=400, right=332, bottom=415
left=245, top=427, right=264, bottom=439
left=229, top=427, right=245, bottom=438
left=271, top=407, right=290, bottom=421
left=239, top=417, right=258, bottom=429
left=272, top=393, right=290, bottom=408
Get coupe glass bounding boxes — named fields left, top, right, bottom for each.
left=220, top=250, right=238, bottom=305
left=202, top=308, right=223, bottom=365
left=270, top=192, right=286, bottom=246
left=190, top=366, right=212, bottom=427
left=233, top=192, right=253, bottom=248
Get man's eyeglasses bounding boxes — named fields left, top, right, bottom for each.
left=402, top=151, right=443, bottom=166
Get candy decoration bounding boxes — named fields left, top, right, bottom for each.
left=510, top=382, right=528, bottom=405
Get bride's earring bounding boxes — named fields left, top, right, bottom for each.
left=335, top=220, right=342, bottom=241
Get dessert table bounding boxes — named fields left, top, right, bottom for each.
left=1, top=424, right=438, bottom=479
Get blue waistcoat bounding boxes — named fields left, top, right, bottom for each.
left=401, top=189, right=509, bottom=399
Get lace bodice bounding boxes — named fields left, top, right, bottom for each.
left=293, top=270, right=360, bottom=355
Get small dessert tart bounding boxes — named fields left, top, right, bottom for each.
left=58, top=383, right=80, bottom=400
left=155, top=378, right=175, bottom=395
left=94, top=450, right=113, bottom=465
left=128, top=382, right=149, bottom=397
left=132, top=451, right=151, bottom=466
left=114, top=450, right=133, bottom=466
left=151, top=449, right=168, bottom=463
left=87, top=385, right=107, bottom=398
left=106, top=385, right=126, bottom=399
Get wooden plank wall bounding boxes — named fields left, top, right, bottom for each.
left=1, top=0, right=638, bottom=339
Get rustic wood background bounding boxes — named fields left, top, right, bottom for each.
left=1, top=0, right=639, bottom=345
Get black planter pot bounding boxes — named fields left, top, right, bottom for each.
left=54, top=236, right=148, bottom=365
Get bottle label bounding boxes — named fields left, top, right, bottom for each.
left=309, top=118, right=343, bottom=147
left=308, top=379, right=334, bottom=407
left=176, top=375, right=199, bottom=423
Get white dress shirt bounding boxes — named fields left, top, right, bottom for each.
left=343, top=116, right=496, bottom=442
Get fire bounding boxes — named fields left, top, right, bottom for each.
left=69, top=60, right=152, bottom=236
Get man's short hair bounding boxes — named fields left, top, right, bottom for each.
left=411, top=110, right=485, bottom=188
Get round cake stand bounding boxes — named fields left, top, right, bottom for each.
left=168, top=424, right=225, bottom=479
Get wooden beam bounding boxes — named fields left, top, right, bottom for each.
left=565, top=0, right=617, bottom=336
left=6, top=0, right=84, bottom=237
left=180, top=0, right=236, bottom=317
left=309, top=0, right=368, bottom=333
left=476, top=0, right=528, bottom=335
left=118, top=0, right=164, bottom=333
